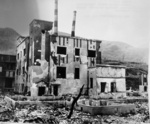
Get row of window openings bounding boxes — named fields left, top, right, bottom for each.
left=0, top=64, right=16, bottom=71
left=58, top=37, right=82, bottom=48
left=16, top=66, right=80, bottom=79
left=57, top=67, right=79, bottom=79
left=6, top=71, right=15, bottom=77
left=89, top=81, right=117, bottom=92
left=58, top=37, right=69, bottom=46
left=17, top=48, right=26, bottom=60
left=17, top=45, right=95, bottom=61
left=57, top=46, right=96, bottom=57
left=0, top=56, right=16, bottom=62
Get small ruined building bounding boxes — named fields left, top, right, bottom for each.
left=126, top=67, right=148, bottom=92
left=14, top=19, right=102, bottom=96
left=88, top=64, right=126, bottom=98
left=0, top=54, right=16, bottom=92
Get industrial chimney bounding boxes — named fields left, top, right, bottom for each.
left=54, top=0, right=58, bottom=35
left=71, top=11, right=77, bottom=37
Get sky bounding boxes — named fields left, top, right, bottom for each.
left=0, top=0, right=149, bottom=48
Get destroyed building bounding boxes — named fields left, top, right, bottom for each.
left=0, top=54, right=16, bottom=91
left=14, top=0, right=128, bottom=96
left=15, top=36, right=29, bottom=93
left=88, top=64, right=126, bottom=97
left=126, top=67, right=148, bottom=92
left=14, top=19, right=102, bottom=96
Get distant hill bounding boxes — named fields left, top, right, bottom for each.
left=0, top=28, right=19, bottom=55
left=101, top=40, right=149, bottom=64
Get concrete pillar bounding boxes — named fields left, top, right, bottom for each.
left=41, top=30, right=46, bottom=60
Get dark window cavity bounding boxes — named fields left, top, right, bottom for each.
left=75, top=68, right=80, bottom=79
left=88, top=50, right=96, bottom=57
left=75, top=48, right=80, bottom=56
left=101, top=82, right=106, bottom=92
left=90, top=78, right=93, bottom=88
left=57, top=67, right=66, bottom=78
left=57, top=46, right=66, bottom=55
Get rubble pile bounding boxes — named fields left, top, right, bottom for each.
left=0, top=97, right=149, bottom=124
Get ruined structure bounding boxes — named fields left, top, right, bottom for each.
left=88, top=64, right=126, bottom=97
left=14, top=19, right=102, bottom=95
left=14, top=0, right=128, bottom=96
left=15, top=36, right=29, bottom=93
left=0, top=54, right=16, bottom=91
left=126, top=67, right=148, bottom=92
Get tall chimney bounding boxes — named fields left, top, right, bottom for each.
left=54, top=0, right=58, bottom=35
left=71, top=11, right=77, bottom=37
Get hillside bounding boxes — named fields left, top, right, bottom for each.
left=101, top=40, right=149, bottom=64
left=0, top=28, right=19, bottom=55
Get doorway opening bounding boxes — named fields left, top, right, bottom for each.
left=38, top=87, right=45, bottom=96
left=101, top=82, right=106, bottom=92
left=111, top=82, right=116, bottom=92
left=53, top=85, right=58, bottom=96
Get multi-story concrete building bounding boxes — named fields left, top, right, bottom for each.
left=14, top=19, right=102, bottom=96
left=0, top=54, right=16, bottom=91
left=15, top=36, right=29, bottom=93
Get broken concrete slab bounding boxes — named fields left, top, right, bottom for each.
left=10, top=95, right=63, bottom=101
left=4, top=96, right=17, bottom=108
left=77, top=99, right=136, bottom=115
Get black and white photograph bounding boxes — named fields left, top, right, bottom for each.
left=0, top=0, right=149, bottom=123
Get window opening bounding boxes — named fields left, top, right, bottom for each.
left=75, top=48, right=80, bottom=56
left=57, top=67, right=66, bottom=78
left=90, top=78, right=93, bottom=88
left=111, top=82, right=116, bottom=92
left=75, top=68, right=80, bottom=79
left=57, top=46, right=66, bottom=55
left=101, top=82, right=106, bottom=92
left=88, top=50, right=96, bottom=57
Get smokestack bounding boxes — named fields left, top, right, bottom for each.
left=71, top=11, right=77, bottom=37
left=54, top=0, right=58, bottom=35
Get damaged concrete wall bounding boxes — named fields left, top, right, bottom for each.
left=15, top=37, right=29, bottom=93
left=28, top=60, right=48, bottom=86
left=15, top=19, right=102, bottom=96
left=29, top=19, right=53, bottom=65
left=50, top=36, right=90, bottom=95
left=88, top=65, right=126, bottom=97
